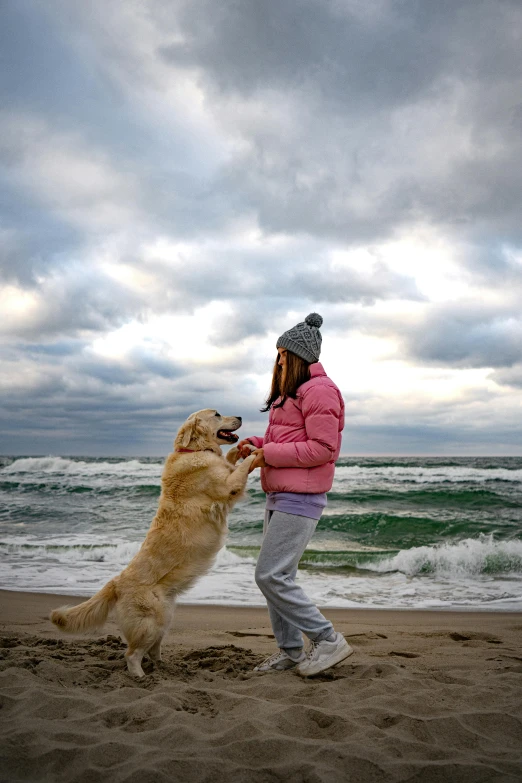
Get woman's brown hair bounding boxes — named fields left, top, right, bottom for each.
left=261, top=351, right=311, bottom=412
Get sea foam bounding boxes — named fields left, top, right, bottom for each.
left=361, top=535, right=522, bottom=577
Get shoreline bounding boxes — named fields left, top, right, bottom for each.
left=2, top=589, right=522, bottom=634
left=2, top=591, right=521, bottom=653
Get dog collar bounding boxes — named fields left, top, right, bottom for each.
left=175, top=447, right=217, bottom=454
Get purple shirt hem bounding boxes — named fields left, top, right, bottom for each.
left=265, top=491, right=327, bottom=521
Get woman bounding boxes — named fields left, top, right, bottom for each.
left=238, top=313, right=353, bottom=676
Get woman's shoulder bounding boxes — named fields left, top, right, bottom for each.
left=299, top=373, right=341, bottom=396
left=298, top=374, right=344, bottom=414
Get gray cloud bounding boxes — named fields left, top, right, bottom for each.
left=0, top=236, right=422, bottom=342
left=156, top=0, right=522, bottom=244
left=146, top=249, right=423, bottom=303
left=489, top=364, right=522, bottom=390
left=16, top=0, right=519, bottom=253
left=0, top=264, right=141, bottom=340
left=390, top=304, right=522, bottom=369
left=161, top=0, right=450, bottom=105
left=0, top=345, right=263, bottom=456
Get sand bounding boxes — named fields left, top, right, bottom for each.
left=1, top=591, right=521, bottom=783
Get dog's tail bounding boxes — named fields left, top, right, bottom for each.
left=50, top=580, right=117, bottom=634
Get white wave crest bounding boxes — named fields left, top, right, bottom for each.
left=361, top=536, right=522, bottom=577
left=0, top=541, right=254, bottom=568
left=0, top=540, right=141, bottom=564
left=4, top=458, right=521, bottom=487
left=334, top=465, right=522, bottom=484
left=1, top=456, right=161, bottom=479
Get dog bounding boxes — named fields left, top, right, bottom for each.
left=50, top=409, right=256, bottom=677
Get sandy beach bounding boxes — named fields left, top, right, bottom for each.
left=1, top=591, right=521, bottom=782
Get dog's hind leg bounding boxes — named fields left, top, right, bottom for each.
left=122, top=619, right=159, bottom=676
left=120, top=590, right=170, bottom=677
left=148, top=636, right=163, bottom=663
left=125, top=646, right=147, bottom=678
left=124, top=623, right=158, bottom=676
left=148, top=600, right=174, bottom=664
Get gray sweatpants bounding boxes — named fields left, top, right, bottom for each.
left=255, top=510, right=334, bottom=650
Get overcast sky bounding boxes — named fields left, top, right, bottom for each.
left=1, top=0, right=521, bottom=456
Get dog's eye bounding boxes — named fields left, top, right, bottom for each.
left=215, top=412, right=221, bottom=417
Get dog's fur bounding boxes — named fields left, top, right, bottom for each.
left=50, top=409, right=255, bottom=677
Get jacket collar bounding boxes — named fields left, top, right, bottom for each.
left=309, top=362, right=326, bottom=378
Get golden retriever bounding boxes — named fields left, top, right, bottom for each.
left=50, top=409, right=255, bottom=677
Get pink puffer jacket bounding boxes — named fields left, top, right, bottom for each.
left=247, top=362, right=345, bottom=493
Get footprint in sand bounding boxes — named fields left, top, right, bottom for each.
left=0, top=637, right=20, bottom=648
left=388, top=651, right=420, bottom=659
left=449, top=632, right=503, bottom=644
left=357, top=663, right=399, bottom=679
left=345, top=632, right=388, bottom=644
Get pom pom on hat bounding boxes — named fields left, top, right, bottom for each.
left=305, top=313, right=323, bottom=328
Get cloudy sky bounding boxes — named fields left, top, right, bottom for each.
left=1, top=0, right=521, bottom=456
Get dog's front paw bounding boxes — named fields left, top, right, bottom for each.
left=243, top=453, right=257, bottom=471
left=226, top=446, right=240, bottom=465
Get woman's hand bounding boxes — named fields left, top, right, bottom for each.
left=249, top=448, right=267, bottom=472
left=237, top=439, right=255, bottom=459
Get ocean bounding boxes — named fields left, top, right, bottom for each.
left=1, top=455, right=521, bottom=610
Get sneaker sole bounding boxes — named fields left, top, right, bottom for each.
left=297, top=645, right=354, bottom=677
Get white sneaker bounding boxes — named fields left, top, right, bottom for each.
left=297, top=633, right=354, bottom=677
left=253, top=649, right=306, bottom=672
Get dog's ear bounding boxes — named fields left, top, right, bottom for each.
left=177, top=417, right=197, bottom=448
left=180, top=423, right=191, bottom=448
left=176, top=415, right=212, bottom=450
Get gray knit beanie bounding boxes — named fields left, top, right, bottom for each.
left=276, top=313, right=323, bottom=364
